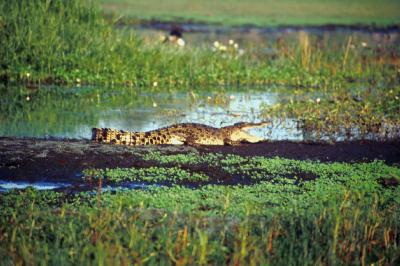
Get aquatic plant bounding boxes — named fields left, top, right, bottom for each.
left=83, top=166, right=209, bottom=183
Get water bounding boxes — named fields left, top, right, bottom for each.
left=0, top=179, right=162, bottom=192
left=0, top=180, right=71, bottom=192
left=0, top=85, right=304, bottom=140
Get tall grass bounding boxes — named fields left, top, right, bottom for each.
left=0, top=0, right=398, bottom=87
left=0, top=188, right=399, bottom=265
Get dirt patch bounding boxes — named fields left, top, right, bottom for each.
left=378, top=177, right=399, bottom=188
left=198, top=140, right=400, bottom=165
left=0, top=137, right=399, bottom=187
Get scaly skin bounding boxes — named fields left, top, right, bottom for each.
left=92, top=122, right=268, bottom=146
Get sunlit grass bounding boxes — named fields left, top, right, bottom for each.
left=101, top=0, right=400, bottom=26
left=1, top=152, right=399, bottom=264
left=1, top=0, right=399, bottom=88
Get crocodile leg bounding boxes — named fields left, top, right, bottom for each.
left=223, top=138, right=242, bottom=146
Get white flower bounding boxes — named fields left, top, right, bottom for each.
left=26, top=72, right=31, bottom=78
left=229, top=95, right=235, bottom=100
left=152, top=102, right=158, bottom=107
left=207, top=96, right=212, bottom=101
left=361, top=42, right=368, bottom=47
left=219, top=45, right=227, bottom=51
left=229, top=39, right=234, bottom=45
left=316, top=98, right=321, bottom=104
left=76, top=78, right=81, bottom=83
left=177, top=38, right=185, bottom=47
left=234, top=43, right=239, bottom=49
left=213, top=41, right=220, bottom=48
left=153, top=81, right=158, bottom=87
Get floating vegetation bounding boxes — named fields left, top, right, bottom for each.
left=83, top=166, right=209, bottom=184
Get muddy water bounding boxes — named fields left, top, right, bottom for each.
left=0, top=85, right=303, bottom=140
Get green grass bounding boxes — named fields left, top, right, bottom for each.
left=101, top=0, right=400, bottom=27
left=1, top=153, right=400, bottom=264
left=1, top=0, right=399, bottom=89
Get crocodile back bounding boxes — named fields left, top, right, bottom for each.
left=92, top=127, right=183, bottom=145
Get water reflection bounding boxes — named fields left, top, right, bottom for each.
left=0, top=85, right=303, bottom=140
left=0, top=180, right=71, bottom=192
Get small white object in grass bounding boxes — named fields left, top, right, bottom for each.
left=177, top=38, right=185, bottom=47
left=234, top=43, right=239, bottom=49
left=207, top=96, right=212, bottom=101
left=152, top=102, right=158, bottom=107
left=219, top=45, right=227, bottom=51
left=26, top=96, right=30, bottom=101
left=26, top=72, right=31, bottom=78
left=213, top=41, right=220, bottom=48
left=76, top=78, right=81, bottom=83
left=229, top=39, right=234, bottom=45
left=229, top=95, right=235, bottom=100
left=153, top=81, right=158, bottom=87
left=316, top=98, right=321, bottom=104
left=361, top=42, right=368, bottom=47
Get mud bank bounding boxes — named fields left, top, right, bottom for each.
left=0, top=137, right=399, bottom=184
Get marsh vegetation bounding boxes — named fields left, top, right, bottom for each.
left=0, top=0, right=399, bottom=264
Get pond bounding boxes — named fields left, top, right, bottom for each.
left=0, top=85, right=305, bottom=141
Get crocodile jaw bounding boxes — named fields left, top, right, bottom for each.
left=230, top=130, right=264, bottom=143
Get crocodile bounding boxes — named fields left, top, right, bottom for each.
left=92, top=122, right=268, bottom=146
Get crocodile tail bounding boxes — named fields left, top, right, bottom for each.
left=92, top=128, right=109, bottom=143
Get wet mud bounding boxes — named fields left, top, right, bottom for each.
left=0, top=137, right=399, bottom=191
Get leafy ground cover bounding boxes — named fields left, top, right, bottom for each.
left=83, top=166, right=209, bottom=184
left=1, top=151, right=399, bottom=264
left=101, top=0, right=400, bottom=26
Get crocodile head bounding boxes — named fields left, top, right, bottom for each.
left=223, top=122, right=268, bottom=143
left=232, top=121, right=269, bottom=130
